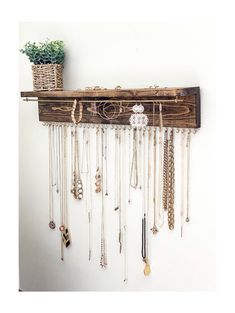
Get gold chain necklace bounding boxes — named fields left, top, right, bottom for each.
left=168, top=128, right=175, bottom=230
left=163, top=128, right=169, bottom=211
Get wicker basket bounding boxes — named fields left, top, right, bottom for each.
left=32, top=64, right=63, bottom=91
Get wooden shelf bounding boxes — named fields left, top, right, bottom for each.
left=20, top=87, right=200, bottom=128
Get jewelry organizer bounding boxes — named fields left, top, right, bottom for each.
left=21, top=87, right=200, bottom=127
left=21, top=86, right=201, bottom=281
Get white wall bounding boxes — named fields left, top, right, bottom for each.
left=19, top=22, right=216, bottom=291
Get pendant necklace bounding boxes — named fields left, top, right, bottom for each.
left=100, top=128, right=107, bottom=268
left=48, top=124, right=56, bottom=230
left=168, top=128, right=175, bottom=230
left=141, top=128, right=151, bottom=276
left=163, top=128, right=169, bottom=211
left=151, top=127, right=158, bottom=234
left=71, top=126, right=83, bottom=199
left=59, top=126, right=71, bottom=260
left=130, top=128, right=138, bottom=188
left=95, top=127, right=102, bottom=193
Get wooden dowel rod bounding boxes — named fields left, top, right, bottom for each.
left=23, top=98, right=184, bottom=103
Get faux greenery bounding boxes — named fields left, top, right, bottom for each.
left=20, top=40, right=65, bottom=65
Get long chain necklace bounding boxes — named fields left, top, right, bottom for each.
left=118, top=128, right=122, bottom=254
left=151, top=128, right=158, bottom=234
left=55, top=125, right=59, bottom=194
left=86, top=127, right=93, bottom=260
left=48, top=124, right=56, bottom=230
left=180, top=130, right=185, bottom=237
left=59, top=125, right=71, bottom=260
left=130, top=129, right=138, bottom=188
left=168, top=128, right=175, bottom=230
left=123, top=127, right=128, bottom=282
left=141, top=129, right=151, bottom=276
left=163, top=128, right=169, bottom=211
left=156, top=109, right=164, bottom=228
left=100, top=128, right=107, bottom=268
left=95, top=127, right=102, bottom=193
left=185, top=130, right=191, bottom=223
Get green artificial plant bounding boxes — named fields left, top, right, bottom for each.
left=20, top=39, right=65, bottom=65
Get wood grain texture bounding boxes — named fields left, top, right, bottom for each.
left=21, top=87, right=201, bottom=128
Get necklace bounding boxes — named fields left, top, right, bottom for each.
left=118, top=128, right=122, bottom=254
left=185, top=130, right=191, bottom=223
left=58, top=125, right=71, bottom=260
left=48, top=124, right=56, bottom=230
left=114, top=128, right=119, bottom=211
left=71, top=127, right=83, bottom=199
left=122, top=127, right=128, bottom=282
left=163, top=128, right=169, bottom=211
left=128, top=128, right=131, bottom=204
left=168, top=128, right=175, bottom=230
left=180, top=129, right=185, bottom=237
left=130, top=129, right=138, bottom=188
left=100, top=128, right=107, bottom=268
left=156, top=128, right=164, bottom=227
left=105, top=127, right=108, bottom=196
left=151, top=128, right=158, bottom=234
left=138, top=129, right=142, bottom=190
left=95, top=127, right=102, bottom=193
left=86, top=127, right=93, bottom=260
left=142, top=129, right=151, bottom=276
left=81, top=127, right=89, bottom=174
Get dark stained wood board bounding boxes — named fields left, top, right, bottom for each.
left=21, top=87, right=200, bottom=128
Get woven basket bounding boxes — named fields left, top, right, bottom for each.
left=32, top=64, right=63, bottom=91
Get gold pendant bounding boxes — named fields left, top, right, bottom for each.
left=144, top=258, right=151, bottom=276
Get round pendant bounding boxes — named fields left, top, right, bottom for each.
left=49, top=221, right=56, bottom=229
left=78, top=193, right=83, bottom=199
left=185, top=217, right=190, bottom=223
left=59, top=225, right=65, bottom=232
